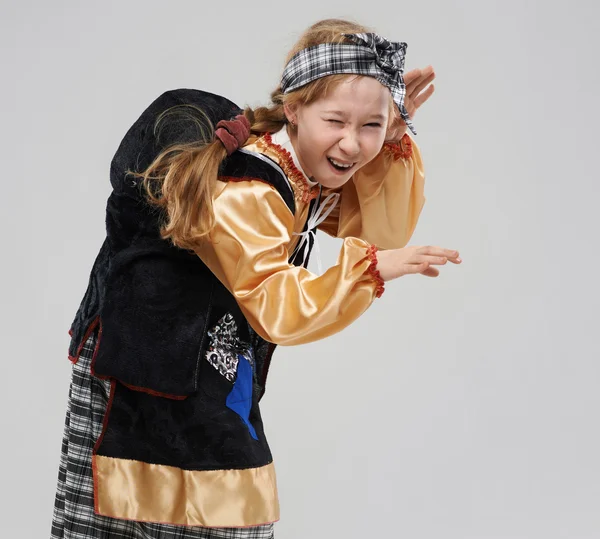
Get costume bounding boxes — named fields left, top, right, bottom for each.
left=51, top=83, right=425, bottom=537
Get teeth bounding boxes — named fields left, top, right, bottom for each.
left=329, top=157, right=353, bottom=169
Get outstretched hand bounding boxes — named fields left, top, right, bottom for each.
left=388, top=65, right=436, bottom=140
left=375, top=245, right=461, bottom=281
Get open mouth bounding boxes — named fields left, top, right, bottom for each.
left=327, top=157, right=355, bottom=173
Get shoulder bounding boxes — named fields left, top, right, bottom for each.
left=219, top=148, right=296, bottom=215
left=212, top=177, right=296, bottom=234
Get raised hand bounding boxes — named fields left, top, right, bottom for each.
left=403, top=65, right=435, bottom=118
left=387, top=65, right=436, bottom=140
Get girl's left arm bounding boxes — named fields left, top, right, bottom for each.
left=318, top=135, right=426, bottom=250
left=193, top=180, right=384, bottom=346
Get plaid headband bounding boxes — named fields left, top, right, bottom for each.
left=280, top=32, right=416, bottom=135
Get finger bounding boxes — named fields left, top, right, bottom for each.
left=404, top=66, right=435, bottom=93
left=404, top=68, right=435, bottom=94
left=404, top=67, right=429, bottom=89
left=416, top=246, right=459, bottom=257
left=403, top=68, right=423, bottom=87
left=409, top=72, right=435, bottom=99
left=413, top=255, right=448, bottom=265
left=415, top=247, right=460, bottom=263
left=420, top=266, right=440, bottom=277
left=412, top=85, right=435, bottom=110
left=404, top=262, right=430, bottom=274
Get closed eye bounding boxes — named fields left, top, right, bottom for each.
left=326, top=119, right=381, bottom=127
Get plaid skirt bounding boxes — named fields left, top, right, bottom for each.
left=50, top=329, right=275, bottom=539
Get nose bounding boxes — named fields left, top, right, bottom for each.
left=337, top=128, right=360, bottom=158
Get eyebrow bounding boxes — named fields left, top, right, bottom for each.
left=323, top=110, right=386, bottom=121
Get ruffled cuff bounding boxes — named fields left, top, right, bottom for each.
left=366, top=244, right=385, bottom=298
left=381, top=133, right=413, bottom=161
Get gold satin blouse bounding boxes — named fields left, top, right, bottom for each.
left=194, top=127, right=425, bottom=346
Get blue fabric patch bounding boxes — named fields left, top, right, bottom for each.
left=225, top=354, right=258, bottom=440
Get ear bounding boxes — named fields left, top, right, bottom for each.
left=283, top=103, right=298, bottom=124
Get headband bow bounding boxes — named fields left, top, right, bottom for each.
left=343, top=32, right=406, bottom=75
left=280, top=32, right=415, bottom=135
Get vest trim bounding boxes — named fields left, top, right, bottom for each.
left=237, top=147, right=294, bottom=195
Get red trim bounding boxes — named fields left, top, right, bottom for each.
left=68, top=316, right=100, bottom=364
left=92, top=454, right=99, bottom=513
left=67, top=317, right=189, bottom=399
left=88, top=319, right=104, bottom=376
left=86, top=319, right=188, bottom=400
left=260, top=133, right=319, bottom=203
left=366, top=244, right=385, bottom=298
left=382, top=134, right=413, bottom=160
left=93, top=379, right=115, bottom=453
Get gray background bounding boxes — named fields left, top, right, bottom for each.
left=1, top=0, right=599, bottom=537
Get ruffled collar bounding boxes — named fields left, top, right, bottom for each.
left=270, top=126, right=318, bottom=187
left=254, top=127, right=342, bottom=275
left=255, top=126, right=320, bottom=203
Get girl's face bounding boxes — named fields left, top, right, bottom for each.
left=286, top=76, right=390, bottom=189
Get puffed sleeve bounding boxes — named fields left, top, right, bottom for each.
left=318, top=134, right=426, bottom=250
left=193, top=179, right=385, bottom=346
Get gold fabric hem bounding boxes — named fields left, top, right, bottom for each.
left=93, top=455, right=280, bottom=527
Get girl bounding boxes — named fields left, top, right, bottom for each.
left=51, top=18, right=461, bottom=539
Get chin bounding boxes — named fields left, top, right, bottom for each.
left=314, top=170, right=354, bottom=189
left=314, top=177, right=345, bottom=189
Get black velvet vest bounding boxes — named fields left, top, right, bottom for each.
left=67, top=89, right=315, bottom=471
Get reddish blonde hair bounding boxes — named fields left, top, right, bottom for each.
left=133, top=18, right=400, bottom=251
